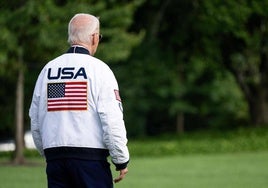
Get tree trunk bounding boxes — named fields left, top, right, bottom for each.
left=248, top=90, right=268, bottom=126
left=235, top=75, right=268, bottom=127
left=13, top=50, right=25, bottom=165
left=222, top=17, right=268, bottom=127
left=149, top=0, right=171, bottom=41
left=176, top=112, right=184, bottom=134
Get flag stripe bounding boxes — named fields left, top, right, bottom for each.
left=48, top=99, right=86, bottom=102
left=48, top=103, right=87, bottom=106
left=48, top=107, right=87, bottom=111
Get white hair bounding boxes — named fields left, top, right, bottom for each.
left=67, top=13, right=99, bottom=45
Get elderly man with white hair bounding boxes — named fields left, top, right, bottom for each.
left=29, top=13, right=129, bottom=188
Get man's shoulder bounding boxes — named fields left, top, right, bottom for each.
left=86, top=55, right=112, bottom=72
left=43, top=53, right=111, bottom=73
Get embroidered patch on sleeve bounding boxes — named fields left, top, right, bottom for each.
left=114, top=89, right=121, bottom=102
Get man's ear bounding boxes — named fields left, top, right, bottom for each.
left=92, top=33, right=98, bottom=46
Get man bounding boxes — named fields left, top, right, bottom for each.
left=29, top=13, right=129, bottom=188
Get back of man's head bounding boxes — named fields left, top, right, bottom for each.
left=68, top=13, right=99, bottom=46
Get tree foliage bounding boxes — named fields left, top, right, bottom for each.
left=195, top=0, right=268, bottom=125
left=120, top=0, right=248, bottom=136
left=0, top=0, right=268, bottom=139
left=0, top=0, right=143, bottom=138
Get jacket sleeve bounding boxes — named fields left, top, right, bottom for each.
left=97, top=66, right=129, bottom=170
left=29, top=71, right=45, bottom=156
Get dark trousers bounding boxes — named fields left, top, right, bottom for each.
left=46, top=159, right=113, bottom=188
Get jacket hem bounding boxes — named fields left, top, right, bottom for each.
left=44, top=146, right=109, bottom=161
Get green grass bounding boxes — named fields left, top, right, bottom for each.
left=114, top=151, right=268, bottom=188
left=0, top=160, right=47, bottom=188
left=1, top=128, right=268, bottom=187
left=1, top=151, right=268, bottom=188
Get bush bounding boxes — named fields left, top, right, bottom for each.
left=1, top=127, right=268, bottom=159
left=128, top=127, right=268, bottom=157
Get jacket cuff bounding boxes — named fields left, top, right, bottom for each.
left=114, top=160, right=129, bottom=170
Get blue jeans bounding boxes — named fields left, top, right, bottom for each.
left=46, top=159, right=113, bottom=188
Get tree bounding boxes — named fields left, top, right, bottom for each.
left=123, top=0, right=250, bottom=136
left=198, top=0, right=268, bottom=126
left=0, top=0, right=144, bottom=161
left=0, top=1, right=29, bottom=164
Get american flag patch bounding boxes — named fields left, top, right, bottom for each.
left=114, top=89, right=121, bottom=102
left=47, top=82, right=87, bottom=111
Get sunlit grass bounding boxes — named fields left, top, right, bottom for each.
left=1, top=151, right=268, bottom=188
left=113, top=152, right=268, bottom=188
left=1, top=128, right=268, bottom=188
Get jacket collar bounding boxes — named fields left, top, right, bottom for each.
left=66, top=45, right=90, bottom=55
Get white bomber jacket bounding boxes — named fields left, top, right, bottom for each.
left=29, top=46, right=129, bottom=170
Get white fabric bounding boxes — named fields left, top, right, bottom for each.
left=29, top=52, right=129, bottom=164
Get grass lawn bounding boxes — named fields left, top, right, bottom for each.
left=115, top=151, right=268, bottom=188
left=1, top=151, right=268, bottom=188
left=0, top=160, right=47, bottom=188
